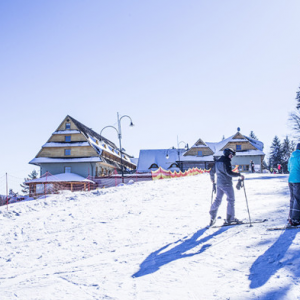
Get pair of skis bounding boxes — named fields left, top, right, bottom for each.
left=267, top=224, right=300, bottom=231
left=208, top=218, right=300, bottom=231
left=209, top=219, right=267, bottom=228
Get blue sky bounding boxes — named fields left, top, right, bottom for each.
left=1, top=1, right=300, bottom=193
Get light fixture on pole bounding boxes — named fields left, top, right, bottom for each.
left=177, top=141, right=189, bottom=172
left=100, top=112, right=134, bottom=183
left=166, top=147, right=175, bottom=160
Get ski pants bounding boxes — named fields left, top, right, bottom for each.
left=289, top=182, right=300, bottom=220
left=210, top=185, right=235, bottom=221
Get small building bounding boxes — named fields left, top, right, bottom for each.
left=25, top=173, right=96, bottom=196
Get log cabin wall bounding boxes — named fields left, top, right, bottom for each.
left=222, top=142, right=256, bottom=151
left=38, top=146, right=98, bottom=157
left=184, top=147, right=214, bottom=156
left=49, top=133, right=86, bottom=142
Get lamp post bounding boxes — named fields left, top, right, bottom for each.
left=177, top=141, right=189, bottom=172
left=165, top=147, right=175, bottom=160
left=100, top=112, right=134, bottom=183
left=166, top=142, right=189, bottom=172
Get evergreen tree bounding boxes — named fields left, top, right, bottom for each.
left=269, top=136, right=283, bottom=170
left=281, top=136, right=296, bottom=173
left=289, top=86, right=300, bottom=136
left=20, top=170, right=38, bottom=195
left=249, top=131, right=258, bottom=140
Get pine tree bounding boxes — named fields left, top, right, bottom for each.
left=269, top=136, right=283, bottom=170
left=281, top=136, right=296, bottom=173
left=249, top=131, right=258, bottom=140
left=20, top=170, right=38, bottom=195
left=290, top=86, right=300, bottom=136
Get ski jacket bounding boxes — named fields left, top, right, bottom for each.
left=288, top=150, right=300, bottom=183
left=210, top=156, right=241, bottom=187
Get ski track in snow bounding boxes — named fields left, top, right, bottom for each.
left=0, top=174, right=299, bottom=300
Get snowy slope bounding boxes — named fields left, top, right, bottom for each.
left=0, top=174, right=299, bottom=300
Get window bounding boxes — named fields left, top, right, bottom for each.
left=169, top=163, right=179, bottom=168
left=236, top=145, right=242, bottom=151
left=197, top=151, right=203, bottom=157
left=65, top=167, right=71, bottom=173
left=36, top=184, right=44, bottom=194
left=65, top=136, right=71, bottom=142
left=149, top=163, right=159, bottom=169
left=65, top=123, right=71, bottom=129
left=45, top=184, right=53, bottom=193
left=65, top=149, right=71, bottom=156
left=237, top=165, right=250, bottom=171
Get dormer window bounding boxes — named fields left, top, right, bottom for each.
left=65, top=136, right=71, bottom=142
left=197, top=151, right=203, bottom=157
left=170, top=163, right=179, bottom=168
left=66, top=123, right=71, bottom=129
left=149, top=163, right=159, bottom=169
left=236, top=145, right=242, bottom=151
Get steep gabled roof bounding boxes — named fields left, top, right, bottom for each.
left=31, top=115, right=136, bottom=169
left=184, top=129, right=265, bottom=160
left=183, top=137, right=214, bottom=156
left=67, top=115, right=117, bottom=149
left=206, top=132, right=264, bottom=157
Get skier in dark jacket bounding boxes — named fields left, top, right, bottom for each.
left=209, top=148, right=245, bottom=226
left=288, top=143, right=300, bottom=226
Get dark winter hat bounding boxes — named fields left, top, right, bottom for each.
left=297, top=143, right=300, bottom=150
left=223, top=148, right=236, bottom=157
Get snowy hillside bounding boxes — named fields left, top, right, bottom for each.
left=0, top=173, right=299, bottom=300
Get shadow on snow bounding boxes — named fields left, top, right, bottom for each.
left=249, top=228, right=300, bottom=289
left=245, top=175, right=288, bottom=181
left=132, top=226, right=230, bottom=278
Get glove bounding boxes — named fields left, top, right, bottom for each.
left=236, top=179, right=244, bottom=190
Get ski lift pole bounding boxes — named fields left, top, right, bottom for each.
left=242, top=180, right=252, bottom=227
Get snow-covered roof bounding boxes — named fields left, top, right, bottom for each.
left=180, top=155, right=214, bottom=162
left=52, top=130, right=81, bottom=135
left=214, top=149, right=265, bottom=157
left=29, top=157, right=102, bottom=165
left=204, top=133, right=265, bottom=157
left=137, top=149, right=186, bottom=172
left=245, top=136, right=264, bottom=151
left=25, top=173, right=95, bottom=184
left=42, top=142, right=90, bottom=147
left=87, top=134, right=134, bottom=163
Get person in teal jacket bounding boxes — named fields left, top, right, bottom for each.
left=288, top=143, right=300, bottom=226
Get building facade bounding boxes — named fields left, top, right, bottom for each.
left=29, top=115, right=136, bottom=178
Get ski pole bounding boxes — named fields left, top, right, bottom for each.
left=211, top=183, right=216, bottom=204
left=242, top=180, right=252, bottom=227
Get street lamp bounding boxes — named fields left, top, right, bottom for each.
left=166, top=147, right=175, bottom=160
left=100, top=112, right=134, bottom=182
left=177, top=141, right=189, bottom=172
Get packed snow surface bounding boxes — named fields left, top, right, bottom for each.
left=0, top=174, right=299, bottom=300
